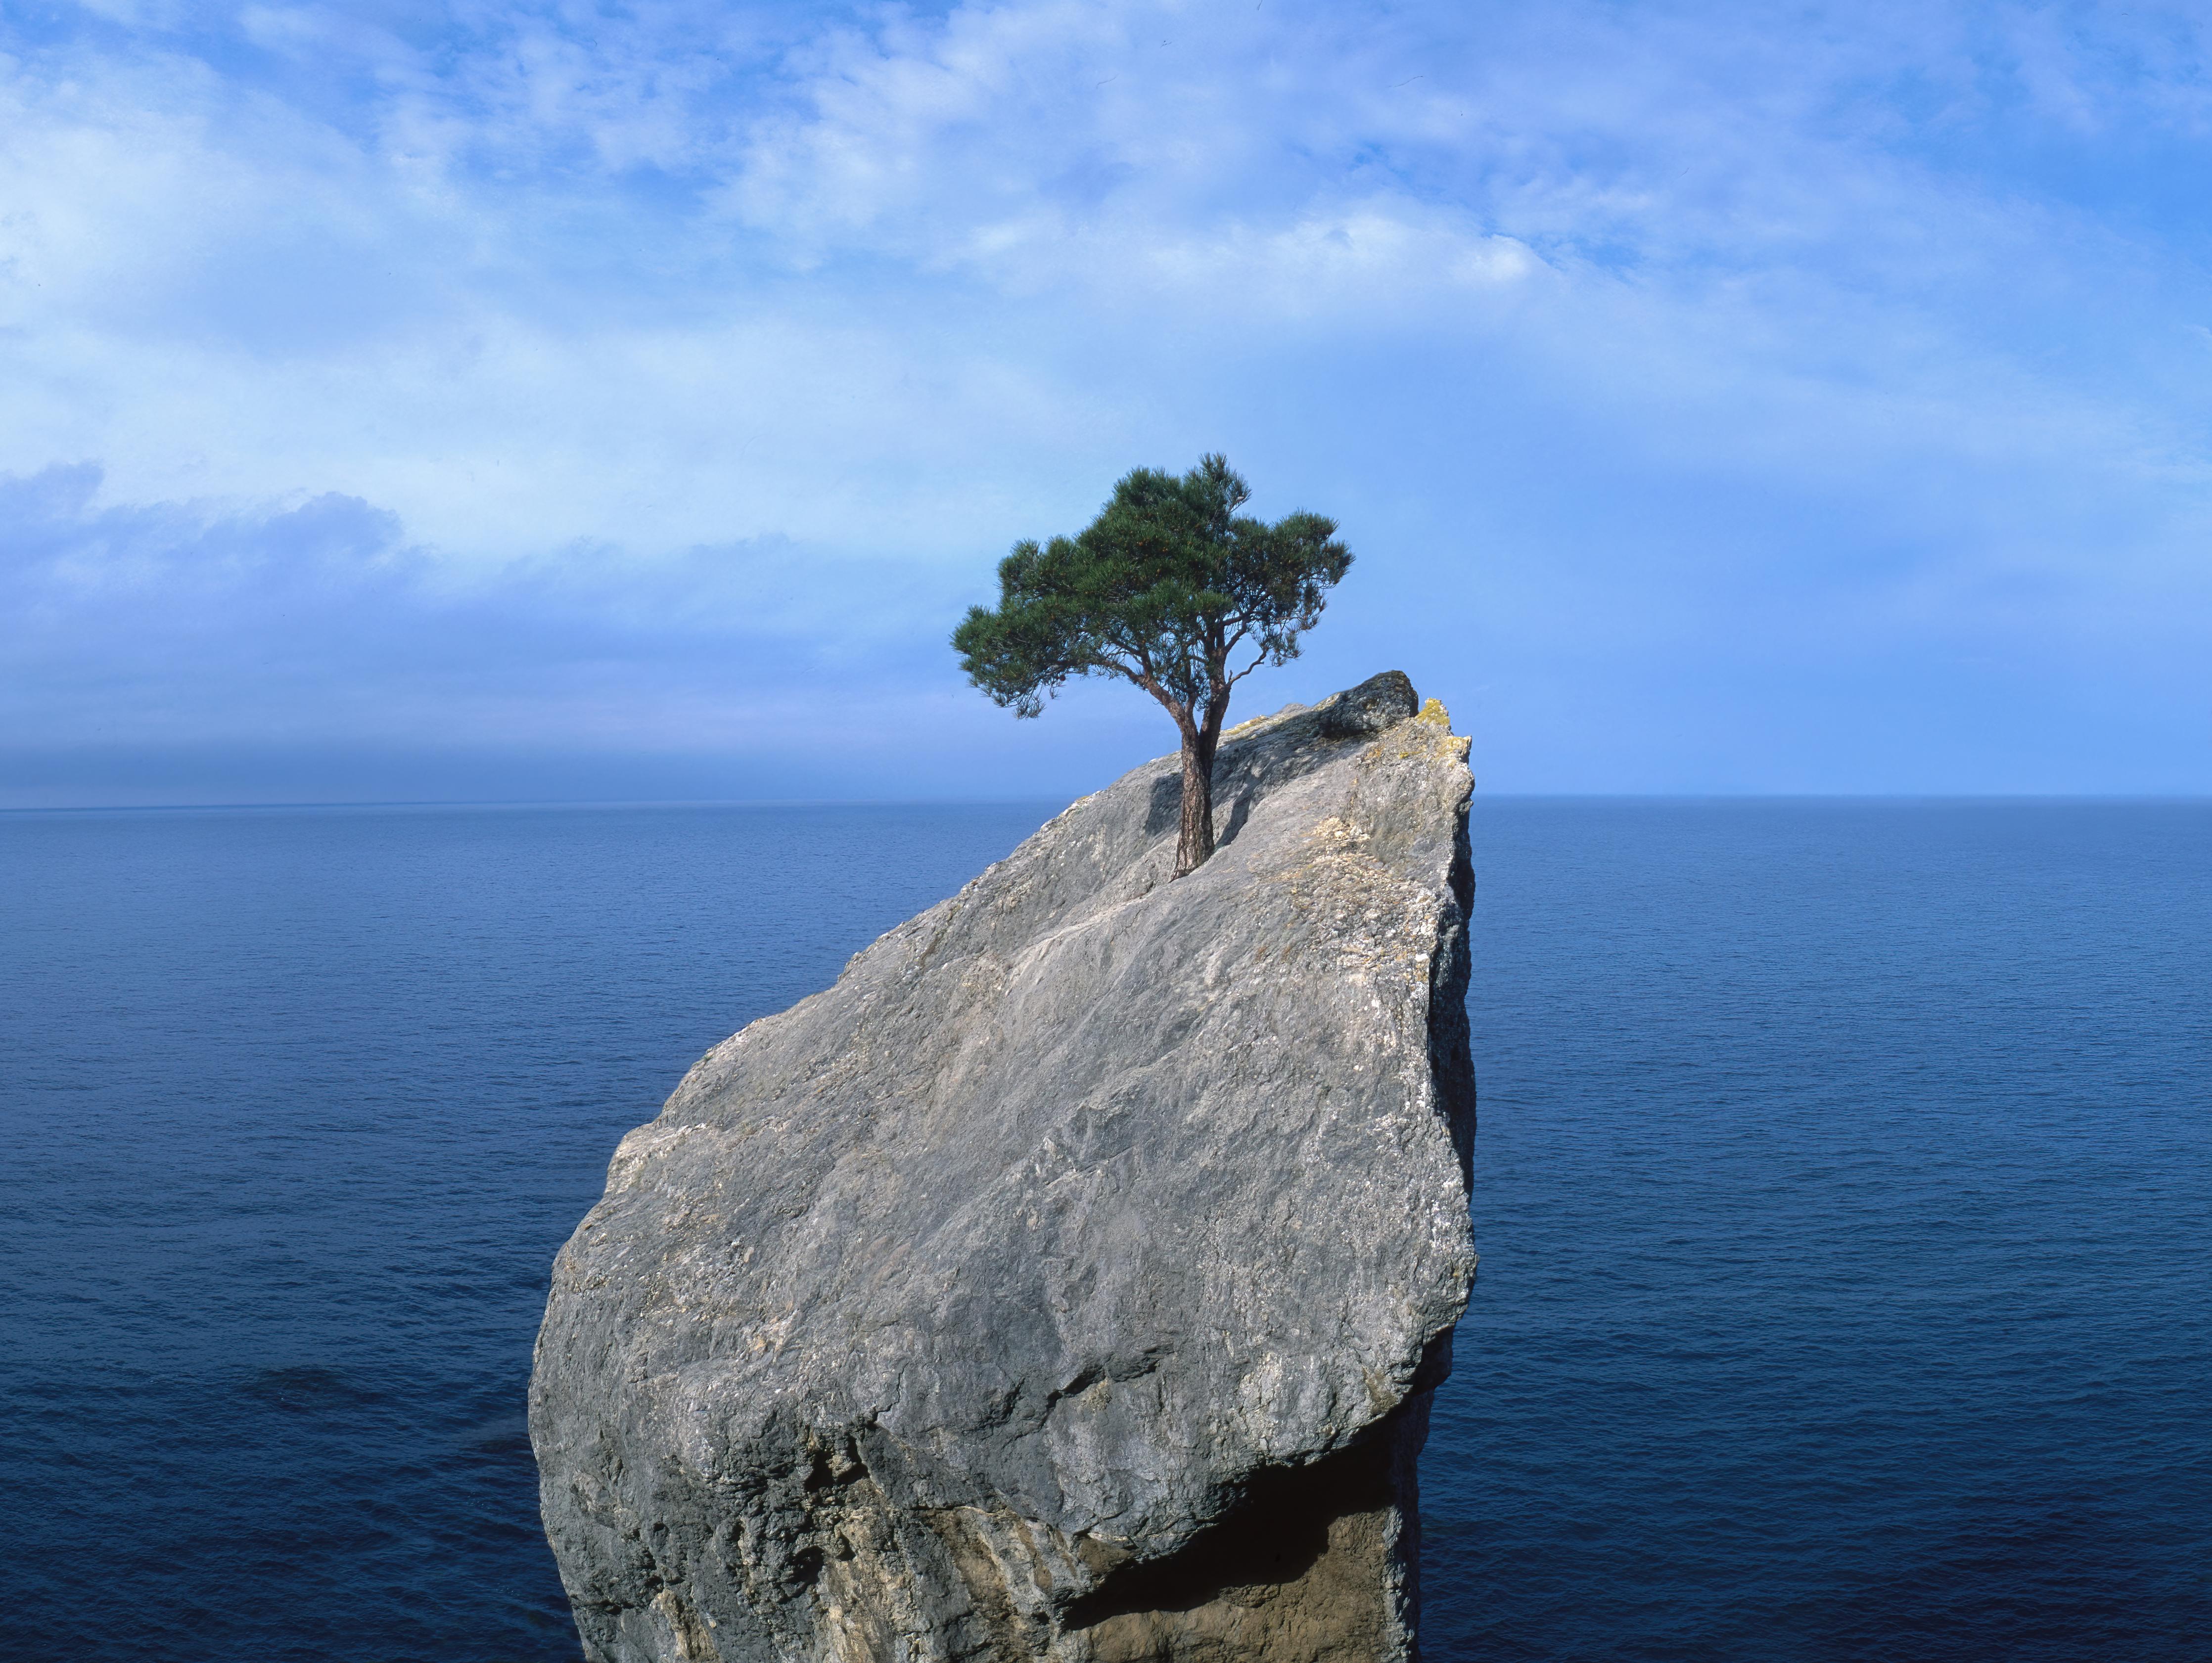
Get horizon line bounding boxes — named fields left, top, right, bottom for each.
left=6, top=791, right=2210, bottom=815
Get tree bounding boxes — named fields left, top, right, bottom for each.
left=952, top=454, right=1353, bottom=877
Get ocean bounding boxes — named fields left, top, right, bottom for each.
left=2, top=799, right=2206, bottom=1661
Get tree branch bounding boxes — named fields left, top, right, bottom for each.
left=1225, top=646, right=1272, bottom=687
left=1117, top=660, right=1197, bottom=735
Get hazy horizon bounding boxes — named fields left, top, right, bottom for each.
left=9, top=787, right=2207, bottom=814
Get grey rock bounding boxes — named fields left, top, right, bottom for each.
left=530, top=671, right=1478, bottom=1663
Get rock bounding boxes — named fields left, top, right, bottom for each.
left=530, top=671, right=1478, bottom=1663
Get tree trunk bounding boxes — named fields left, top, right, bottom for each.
left=1174, top=724, right=1221, bottom=877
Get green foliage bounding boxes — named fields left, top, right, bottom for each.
left=951, top=454, right=1352, bottom=727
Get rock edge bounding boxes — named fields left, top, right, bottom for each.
left=531, top=671, right=1478, bottom=1663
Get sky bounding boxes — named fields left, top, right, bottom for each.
left=3, top=0, right=2210, bottom=806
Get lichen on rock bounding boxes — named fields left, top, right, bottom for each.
left=530, top=671, right=1478, bottom=1663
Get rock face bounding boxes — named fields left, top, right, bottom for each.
left=530, top=671, right=1477, bottom=1663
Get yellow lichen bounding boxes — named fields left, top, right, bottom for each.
left=1416, top=697, right=1451, bottom=728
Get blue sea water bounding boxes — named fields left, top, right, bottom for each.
left=2, top=799, right=2206, bottom=1662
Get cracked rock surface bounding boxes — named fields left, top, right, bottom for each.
left=530, top=671, right=1478, bottom=1663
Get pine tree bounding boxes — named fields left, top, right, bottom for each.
left=954, top=454, right=1353, bottom=875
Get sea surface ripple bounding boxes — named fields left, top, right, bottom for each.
left=2, top=799, right=2205, bottom=1661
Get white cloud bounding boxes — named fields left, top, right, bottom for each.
left=3, top=0, right=2211, bottom=793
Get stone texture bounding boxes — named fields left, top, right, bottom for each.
left=530, top=671, right=1478, bottom=1663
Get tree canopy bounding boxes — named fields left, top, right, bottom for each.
left=953, top=453, right=1352, bottom=874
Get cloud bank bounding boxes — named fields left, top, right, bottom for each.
left=0, top=459, right=1149, bottom=804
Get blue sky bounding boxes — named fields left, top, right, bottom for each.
left=4, top=0, right=2209, bottom=805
